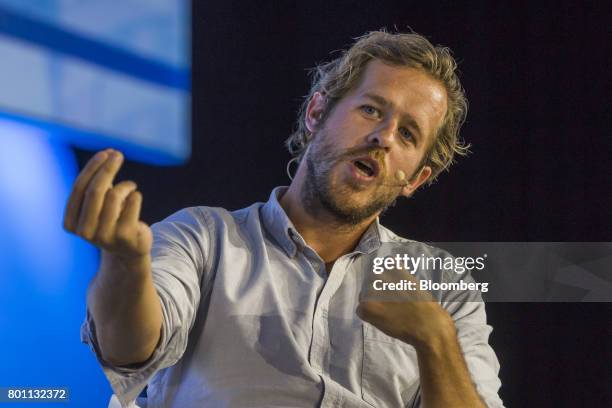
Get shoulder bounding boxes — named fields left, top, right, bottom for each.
left=154, top=202, right=263, bottom=233
left=377, top=223, right=451, bottom=258
left=148, top=203, right=264, bottom=274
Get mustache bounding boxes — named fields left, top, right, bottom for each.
left=332, top=145, right=387, bottom=175
left=333, top=145, right=386, bottom=164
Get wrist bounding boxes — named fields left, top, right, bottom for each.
left=411, top=312, right=457, bottom=354
left=97, top=251, right=152, bottom=289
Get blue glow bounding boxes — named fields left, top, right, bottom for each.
left=0, top=3, right=191, bottom=404
left=0, top=119, right=110, bottom=406
left=0, top=111, right=190, bottom=166
left=0, top=1, right=191, bottom=165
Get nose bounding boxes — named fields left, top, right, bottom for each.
left=365, top=119, right=397, bottom=150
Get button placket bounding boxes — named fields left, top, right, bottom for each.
left=310, top=259, right=351, bottom=367
left=309, top=258, right=352, bottom=408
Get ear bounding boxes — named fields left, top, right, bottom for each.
left=400, top=166, right=432, bottom=198
left=305, top=91, right=327, bottom=133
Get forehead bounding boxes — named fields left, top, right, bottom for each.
left=348, top=59, right=448, bottom=141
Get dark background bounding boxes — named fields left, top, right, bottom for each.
left=76, top=1, right=611, bottom=406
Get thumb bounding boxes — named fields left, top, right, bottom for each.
left=135, top=221, right=153, bottom=254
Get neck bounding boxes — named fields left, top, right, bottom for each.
left=279, top=179, right=377, bottom=264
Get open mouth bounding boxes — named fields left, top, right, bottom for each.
left=352, top=157, right=380, bottom=178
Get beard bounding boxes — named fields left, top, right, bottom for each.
left=300, top=129, right=401, bottom=227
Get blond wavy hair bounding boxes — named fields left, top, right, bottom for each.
left=285, top=30, right=470, bottom=184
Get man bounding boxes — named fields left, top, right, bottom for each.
left=65, top=31, right=503, bottom=407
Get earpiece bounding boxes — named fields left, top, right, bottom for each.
left=395, top=170, right=406, bottom=182
left=395, top=169, right=411, bottom=188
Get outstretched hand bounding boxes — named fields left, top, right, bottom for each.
left=63, top=149, right=152, bottom=260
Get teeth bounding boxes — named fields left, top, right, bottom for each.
left=357, top=160, right=372, bottom=170
left=355, top=160, right=374, bottom=176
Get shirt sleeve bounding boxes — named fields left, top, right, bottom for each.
left=80, top=207, right=212, bottom=408
left=439, top=269, right=505, bottom=408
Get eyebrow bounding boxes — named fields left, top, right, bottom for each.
left=362, top=93, right=424, bottom=140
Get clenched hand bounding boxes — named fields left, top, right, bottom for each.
left=63, top=149, right=152, bottom=260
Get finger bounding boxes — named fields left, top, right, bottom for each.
left=356, top=303, right=366, bottom=320
left=115, top=190, right=143, bottom=248
left=357, top=301, right=382, bottom=321
left=63, top=149, right=112, bottom=232
left=76, top=151, right=125, bottom=239
left=134, top=221, right=153, bottom=255
left=93, top=181, right=138, bottom=247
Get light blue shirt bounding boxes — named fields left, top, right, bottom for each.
left=81, top=187, right=504, bottom=407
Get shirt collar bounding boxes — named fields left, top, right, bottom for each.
left=354, top=217, right=382, bottom=254
left=261, top=186, right=299, bottom=257
left=261, top=186, right=383, bottom=257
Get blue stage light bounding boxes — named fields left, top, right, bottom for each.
left=0, top=119, right=111, bottom=406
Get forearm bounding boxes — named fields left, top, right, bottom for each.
left=415, top=325, right=486, bottom=408
left=87, top=251, right=163, bottom=366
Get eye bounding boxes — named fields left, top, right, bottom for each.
left=360, top=105, right=381, bottom=118
left=399, top=127, right=415, bottom=143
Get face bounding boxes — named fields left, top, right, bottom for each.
left=300, top=60, right=448, bottom=225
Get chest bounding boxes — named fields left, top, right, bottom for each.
left=194, top=245, right=420, bottom=407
